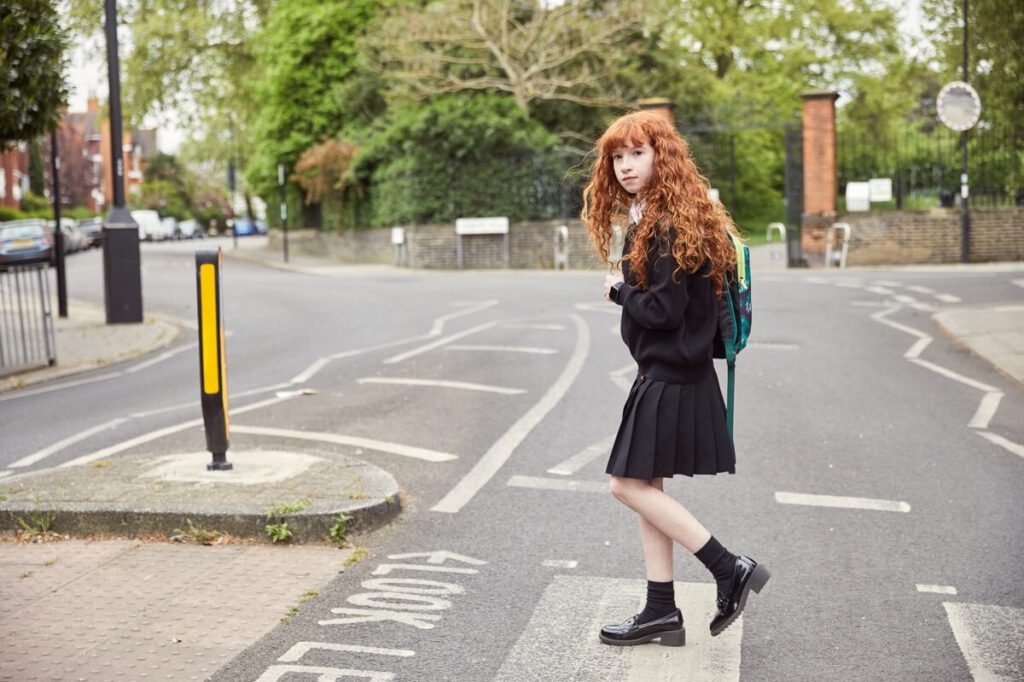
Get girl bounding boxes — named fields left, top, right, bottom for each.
left=581, top=111, right=769, bottom=647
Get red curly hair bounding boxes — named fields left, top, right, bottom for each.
left=581, top=111, right=739, bottom=297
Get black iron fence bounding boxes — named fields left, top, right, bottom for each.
left=0, top=263, right=57, bottom=376
left=837, top=124, right=1023, bottom=210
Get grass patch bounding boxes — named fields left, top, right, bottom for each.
left=343, top=547, right=369, bottom=568
left=172, top=519, right=223, bottom=545
left=17, top=508, right=58, bottom=541
left=328, top=512, right=354, bottom=546
left=264, top=498, right=313, bottom=544
left=281, top=589, right=320, bottom=623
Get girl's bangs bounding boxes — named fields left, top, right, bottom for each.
left=599, top=117, right=648, bottom=155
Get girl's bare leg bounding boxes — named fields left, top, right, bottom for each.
left=638, top=478, right=674, bottom=582
left=610, top=476, right=712, bottom=554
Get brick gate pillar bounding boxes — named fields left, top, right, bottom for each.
left=800, top=90, right=839, bottom=264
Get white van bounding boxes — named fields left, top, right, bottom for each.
left=130, top=210, right=167, bottom=241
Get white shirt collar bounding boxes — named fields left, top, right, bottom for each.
left=629, top=201, right=643, bottom=225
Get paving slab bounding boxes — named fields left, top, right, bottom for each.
left=0, top=538, right=355, bottom=682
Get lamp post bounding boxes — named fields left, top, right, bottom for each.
left=101, top=0, right=143, bottom=323
left=48, top=129, right=67, bottom=318
left=960, top=0, right=970, bottom=264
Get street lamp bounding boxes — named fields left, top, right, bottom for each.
left=101, top=0, right=143, bottom=323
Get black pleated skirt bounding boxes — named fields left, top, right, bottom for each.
left=606, top=365, right=736, bottom=479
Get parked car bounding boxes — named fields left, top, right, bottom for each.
left=232, top=216, right=267, bottom=236
left=177, top=219, right=204, bottom=239
left=77, top=217, right=104, bottom=248
left=47, top=218, right=88, bottom=253
left=0, top=219, right=54, bottom=268
left=131, top=210, right=168, bottom=241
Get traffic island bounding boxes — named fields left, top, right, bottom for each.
left=0, top=449, right=401, bottom=543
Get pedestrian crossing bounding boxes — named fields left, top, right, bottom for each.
left=494, top=577, right=742, bottom=682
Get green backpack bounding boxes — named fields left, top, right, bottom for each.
left=712, top=233, right=752, bottom=439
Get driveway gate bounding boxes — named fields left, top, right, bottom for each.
left=0, top=263, right=57, bottom=376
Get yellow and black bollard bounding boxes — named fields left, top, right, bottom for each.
left=195, top=249, right=232, bottom=470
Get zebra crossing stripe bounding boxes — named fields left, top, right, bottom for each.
left=494, top=576, right=743, bottom=681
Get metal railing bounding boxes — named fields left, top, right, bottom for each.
left=0, top=264, right=57, bottom=376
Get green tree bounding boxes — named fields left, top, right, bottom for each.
left=247, top=0, right=385, bottom=202
left=0, top=0, right=70, bottom=148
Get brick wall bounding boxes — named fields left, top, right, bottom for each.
left=269, top=220, right=612, bottom=270
left=800, top=208, right=1023, bottom=265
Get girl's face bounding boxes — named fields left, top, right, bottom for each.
left=612, top=141, right=654, bottom=195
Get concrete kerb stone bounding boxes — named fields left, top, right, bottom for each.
left=0, top=448, right=402, bottom=543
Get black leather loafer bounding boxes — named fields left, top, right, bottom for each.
left=710, top=555, right=770, bottom=637
left=600, top=609, right=685, bottom=647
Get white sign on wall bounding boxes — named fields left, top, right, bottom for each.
left=845, top=182, right=870, bottom=212
left=455, top=217, right=509, bottom=235
left=391, top=227, right=405, bottom=245
left=869, top=178, right=893, bottom=203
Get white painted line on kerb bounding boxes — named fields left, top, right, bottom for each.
left=917, top=584, right=957, bottom=595
left=542, top=560, right=578, bottom=569
left=230, top=425, right=457, bottom=462
left=935, top=293, right=962, bottom=303
left=503, top=323, right=566, bottom=330
left=943, top=602, right=1024, bottom=681
left=123, top=342, right=197, bottom=373
left=277, top=642, right=415, bottom=663
left=357, top=377, right=526, bottom=395
left=446, top=344, right=557, bottom=355
left=60, top=394, right=297, bottom=467
left=977, top=431, right=1024, bottom=460
left=775, top=491, right=911, bottom=513
left=548, top=435, right=617, bottom=475
left=432, top=315, right=590, bottom=513
left=383, top=321, right=499, bottom=364
left=9, top=418, right=128, bottom=468
left=508, top=475, right=608, bottom=494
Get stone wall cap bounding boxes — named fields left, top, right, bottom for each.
left=637, top=97, right=676, bottom=109
left=800, top=90, right=840, bottom=101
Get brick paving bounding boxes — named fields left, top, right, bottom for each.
left=0, top=538, right=352, bottom=681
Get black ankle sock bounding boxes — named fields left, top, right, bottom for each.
left=695, top=536, right=738, bottom=589
left=638, top=580, right=676, bottom=622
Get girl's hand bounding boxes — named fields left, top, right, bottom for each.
left=604, top=273, right=624, bottom=301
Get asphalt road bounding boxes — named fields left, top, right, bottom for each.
left=3, top=241, right=1023, bottom=681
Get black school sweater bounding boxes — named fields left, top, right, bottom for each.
left=614, top=227, right=717, bottom=384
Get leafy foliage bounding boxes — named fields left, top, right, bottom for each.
left=0, top=0, right=70, bottom=148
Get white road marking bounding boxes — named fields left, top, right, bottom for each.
left=866, top=286, right=896, bottom=296
left=910, top=302, right=938, bottom=312
left=574, top=302, right=619, bottom=314
left=256, top=666, right=393, bottom=682
left=432, top=315, right=590, bottom=513
left=968, top=392, right=1004, bottom=429
left=907, top=358, right=999, bottom=393
left=935, top=293, right=962, bottom=303
left=872, top=306, right=932, bottom=358
left=775, top=491, right=911, bottom=513
left=123, top=342, right=197, bottom=373
left=357, top=377, right=525, bottom=395
left=943, top=602, right=1024, bottom=681
left=230, top=425, right=457, bottom=462
left=993, top=304, right=1024, bottom=313
left=833, top=280, right=865, bottom=288
left=1012, top=279, right=1024, bottom=289
left=60, top=394, right=296, bottom=467
left=548, top=435, right=617, bottom=475
left=851, top=301, right=890, bottom=308
left=873, top=280, right=902, bottom=287
left=747, top=341, right=799, bottom=350
left=128, top=383, right=293, bottom=419
left=446, top=344, right=557, bottom=354
left=917, top=584, right=957, bottom=595
left=503, top=323, right=566, bottom=330
left=907, top=285, right=936, bottom=294
left=893, top=294, right=917, bottom=304
left=277, top=642, right=415, bottom=662
left=610, top=362, right=636, bottom=393
left=494, top=576, right=742, bottom=682
left=508, top=475, right=608, bottom=494
left=803, top=276, right=829, bottom=284
left=0, top=470, right=13, bottom=479
left=9, top=418, right=128, bottom=468
left=383, top=321, right=498, bottom=364
left=542, top=560, right=578, bottom=569
left=977, top=431, right=1024, bottom=459
left=288, top=301, right=499, bottom=383
left=0, top=369, right=124, bottom=402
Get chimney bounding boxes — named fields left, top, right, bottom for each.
left=87, top=94, right=99, bottom=114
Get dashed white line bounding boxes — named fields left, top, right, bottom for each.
left=548, top=435, right=617, bottom=475
left=866, top=286, right=896, bottom=296
left=503, top=323, right=566, bottom=330
left=935, top=293, right=962, bottom=303
left=917, top=584, right=957, bottom=595
left=230, top=425, right=458, bottom=462
left=542, top=560, right=578, bottom=569
left=508, top=475, right=608, bottom=494
left=977, top=431, right=1024, bottom=459
left=775, top=491, right=911, bottom=513
left=9, top=418, right=128, bottom=468
left=432, top=315, right=590, bottom=513
left=357, top=377, right=525, bottom=395
left=873, top=280, right=902, bottom=288
left=446, top=344, right=557, bottom=354
left=907, top=285, right=936, bottom=295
